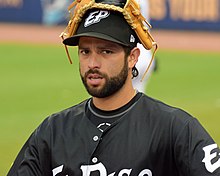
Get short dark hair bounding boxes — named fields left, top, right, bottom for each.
left=123, top=46, right=139, bottom=78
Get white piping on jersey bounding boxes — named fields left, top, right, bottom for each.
left=87, top=99, right=139, bottom=119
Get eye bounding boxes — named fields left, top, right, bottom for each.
left=79, top=49, right=90, bottom=55
left=102, top=50, right=113, bottom=54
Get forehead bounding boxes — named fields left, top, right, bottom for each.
left=78, top=37, right=123, bottom=48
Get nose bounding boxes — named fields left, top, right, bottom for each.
left=88, top=52, right=101, bottom=69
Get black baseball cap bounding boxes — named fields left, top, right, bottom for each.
left=63, top=9, right=139, bottom=48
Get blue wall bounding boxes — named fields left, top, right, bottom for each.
left=149, top=0, right=220, bottom=31
left=0, top=0, right=42, bottom=23
left=0, top=0, right=220, bottom=31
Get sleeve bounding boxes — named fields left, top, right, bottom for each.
left=7, top=119, right=52, bottom=176
left=173, top=115, right=220, bottom=175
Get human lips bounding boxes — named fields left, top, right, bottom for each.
left=87, top=73, right=103, bottom=86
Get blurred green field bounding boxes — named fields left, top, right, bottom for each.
left=0, top=43, right=220, bottom=175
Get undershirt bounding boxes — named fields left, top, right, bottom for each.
left=86, top=92, right=142, bottom=132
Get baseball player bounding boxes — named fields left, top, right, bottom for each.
left=8, top=0, right=220, bottom=175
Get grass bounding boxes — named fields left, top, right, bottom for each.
left=147, top=50, right=220, bottom=142
left=0, top=43, right=220, bottom=175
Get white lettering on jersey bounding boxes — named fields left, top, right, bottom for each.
left=81, top=162, right=107, bottom=176
left=84, top=10, right=110, bottom=27
left=118, top=169, right=132, bottom=176
left=52, top=165, right=64, bottom=176
left=202, top=143, right=220, bottom=173
left=138, top=169, right=152, bottom=176
left=80, top=162, right=152, bottom=176
left=52, top=162, right=152, bottom=176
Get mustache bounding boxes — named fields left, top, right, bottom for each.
left=84, top=69, right=106, bottom=78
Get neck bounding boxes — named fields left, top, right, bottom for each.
left=92, top=82, right=136, bottom=111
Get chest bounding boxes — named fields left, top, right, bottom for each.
left=49, top=117, right=174, bottom=176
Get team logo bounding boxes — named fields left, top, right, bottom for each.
left=202, top=143, right=220, bottom=173
left=84, top=10, right=110, bottom=27
left=130, top=34, right=136, bottom=43
left=97, top=122, right=111, bottom=132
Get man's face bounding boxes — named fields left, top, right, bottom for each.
left=78, top=37, right=129, bottom=98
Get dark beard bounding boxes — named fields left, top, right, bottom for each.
left=80, top=59, right=128, bottom=98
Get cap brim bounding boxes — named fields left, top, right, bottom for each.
left=63, top=32, right=129, bottom=46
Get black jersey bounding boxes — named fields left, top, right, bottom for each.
left=8, top=93, right=220, bottom=176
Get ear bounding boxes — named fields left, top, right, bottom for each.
left=128, top=47, right=140, bottom=69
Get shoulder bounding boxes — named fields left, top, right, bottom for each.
left=140, top=94, right=214, bottom=142
left=139, top=93, right=193, bottom=124
left=49, top=100, right=88, bottom=120
left=48, top=99, right=88, bottom=122
left=36, top=99, right=89, bottom=135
